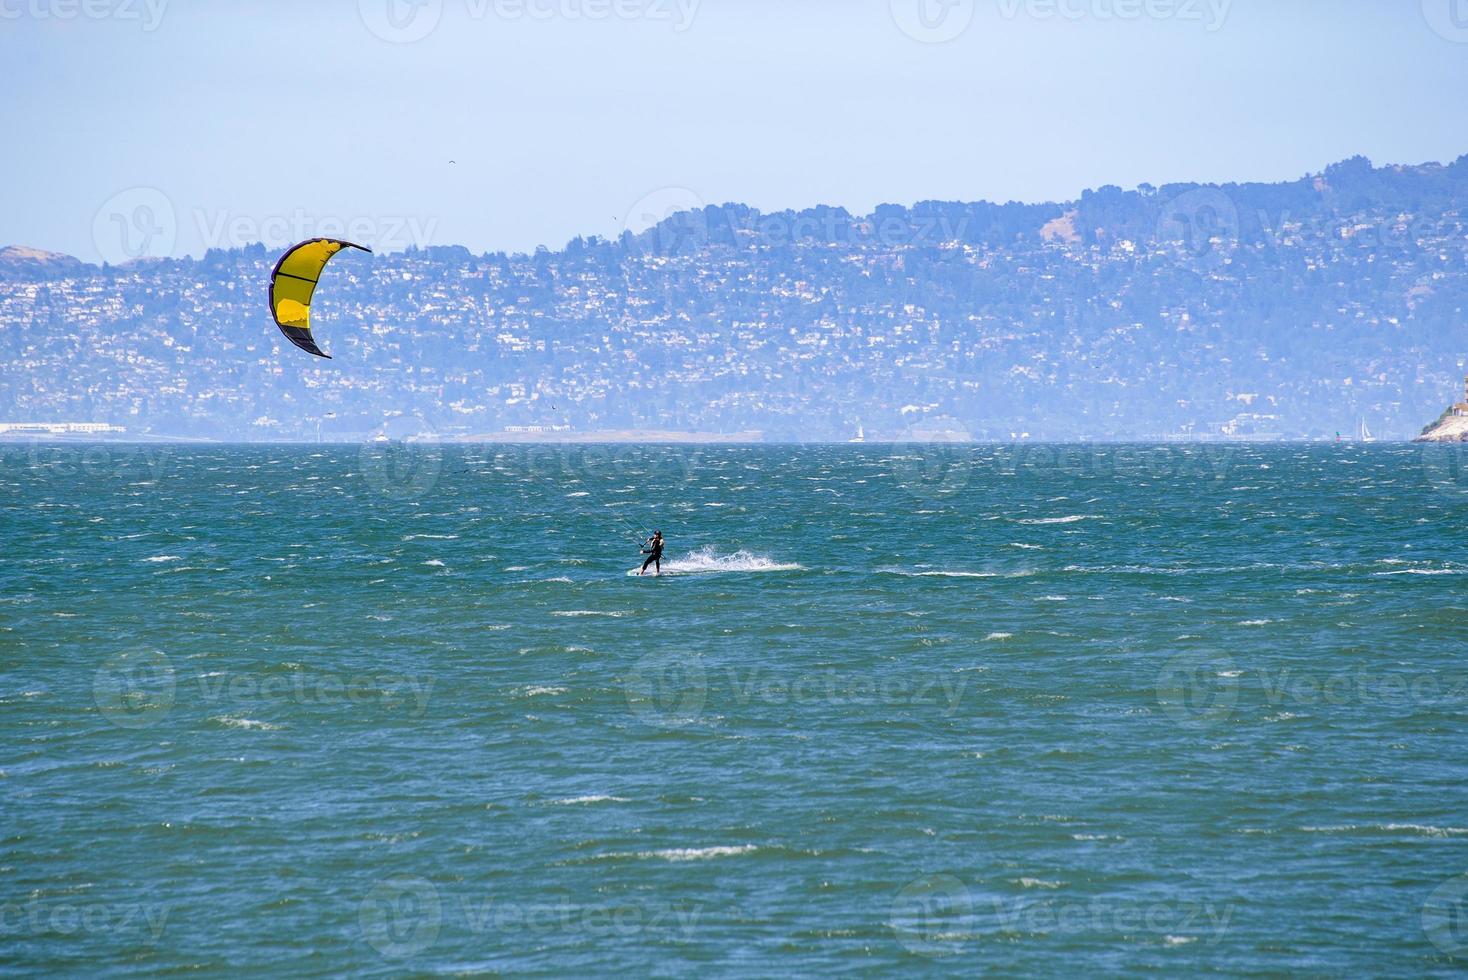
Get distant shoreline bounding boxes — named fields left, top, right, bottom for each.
left=0, top=435, right=1423, bottom=446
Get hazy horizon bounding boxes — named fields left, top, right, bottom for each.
left=8, top=148, right=1468, bottom=266
left=5, top=0, right=1468, bottom=263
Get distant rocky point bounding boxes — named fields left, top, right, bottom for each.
left=0, top=245, right=86, bottom=280
left=0, top=245, right=76, bottom=262
left=1416, top=377, right=1468, bottom=442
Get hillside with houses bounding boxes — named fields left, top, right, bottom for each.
left=3, top=156, right=1467, bottom=442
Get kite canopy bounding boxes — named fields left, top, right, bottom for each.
left=268, top=238, right=371, bottom=358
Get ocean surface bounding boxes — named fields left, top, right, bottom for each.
left=4, top=442, right=1468, bottom=976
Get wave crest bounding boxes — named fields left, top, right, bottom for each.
left=630, top=546, right=802, bottom=577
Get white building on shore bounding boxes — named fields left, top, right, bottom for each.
left=0, top=422, right=127, bottom=435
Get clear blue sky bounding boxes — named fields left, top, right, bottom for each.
left=5, top=0, right=1467, bottom=262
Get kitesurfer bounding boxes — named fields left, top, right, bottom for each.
left=639, top=531, right=664, bottom=576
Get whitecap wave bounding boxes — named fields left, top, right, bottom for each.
left=1017, top=515, right=1096, bottom=525
left=880, top=568, right=998, bottom=579
left=1373, top=568, right=1462, bottom=576
left=547, top=794, right=630, bottom=806
left=208, top=716, right=282, bottom=731
left=637, top=845, right=760, bottom=862
left=1301, top=823, right=1468, bottom=837
left=628, top=546, right=802, bottom=577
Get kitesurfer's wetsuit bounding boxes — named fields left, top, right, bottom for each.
left=640, top=536, right=664, bottom=575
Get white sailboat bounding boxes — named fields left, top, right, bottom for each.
left=1357, top=418, right=1377, bottom=443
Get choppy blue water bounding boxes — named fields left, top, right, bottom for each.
left=4, top=443, right=1468, bottom=976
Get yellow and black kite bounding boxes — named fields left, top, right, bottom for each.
left=268, top=238, right=371, bottom=358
